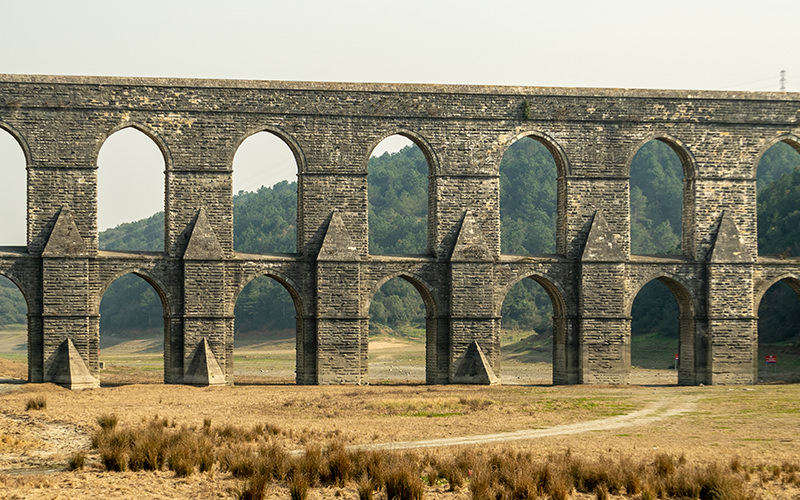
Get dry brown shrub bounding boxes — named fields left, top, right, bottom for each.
left=25, top=396, right=46, bottom=411
left=653, top=453, right=676, bottom=477
left=67, top=451, right=85, bottom=471
left=324, top=440, right=354, bottom=486
left=236, top=474, right=270, bottom=500
left=289, top=472, right=310, bottom=500
left=96, top=413, right=119, bottom=431
left=257, top=442, right=290, bottom=480
left=356, top=473, right=376, bottom=500
left=384, top=457, right=424, bottom=500
left=294, top=445, right=323, bottom=485
left=221, top=444, right=259, bottom=478
left=436, top=457, right=465, bottom=490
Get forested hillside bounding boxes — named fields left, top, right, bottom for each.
left=1, top=140, right=798, bottom=359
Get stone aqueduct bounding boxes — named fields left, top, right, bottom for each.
left=0, top=74, right=799, bottom=388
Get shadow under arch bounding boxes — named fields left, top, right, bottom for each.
left=498, top=130, right=569, bottom=256
left=627, top=134, right=697, bottom=258
left=497, top=272, right=574, bottom=385
left=232, top=271, right=306, bottom=384
left=627, top=273, right=702, bottom=385
left=0, top=271, right=33, bottom=382
left=365, top=271, right=444, bottom=385
left=96, top=269, right=172, bottom=385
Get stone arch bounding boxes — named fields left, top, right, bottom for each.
left=229, top=127, right=304, bottom=254
left=627, top=135, right=696, bottom=257
left=0, top=270, right=32, bottom=313
left=96, top=269, right=171, bottom=384
left=232, top=271, right=305, bottom=318
left=497, top=130, right=569, bottom=255
left=627, top=273, right=700, bottom=385
left=754, top=134, right=800, bottom=258
left=753, top=134, right=800, bottom=178
left=365, top=271, right=440, bottom=384
left=96, top=268, right=172, bottom=316
left=753, top=274, right=800, bottom=381
left=0, top=271, right=31, bottom=380
left=499, top=130, right=571, bottom=178
left=754, top=273, right=800, bottom=307
left=366, top=271, right=438, bottom=319
left=626, top=135, right=697, bottom=180
left=497, top=271, right=572, bottom=384
left=626, top=271, right=697, bottom=318
left=0, top=121, right=33, bottom=165
left=94, top=122, right=172, bottom=169
left=497, top=272, right=568, bottom=318
left=364, top=129, right=439, bottom=175
left=229, top=126, right=306, bottom=176
left=96, top=123, right=169, bottom=249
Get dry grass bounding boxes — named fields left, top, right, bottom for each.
left=79, top=417, right=765, bottom=500
left=1, top=356, right=800, bottom=499
left=25, top=395, right=46, bottom=411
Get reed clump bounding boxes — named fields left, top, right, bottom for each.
left=87, top=419, right=763, bottom=500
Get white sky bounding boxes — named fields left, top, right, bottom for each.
left=1, top=0, right=798, bottom=241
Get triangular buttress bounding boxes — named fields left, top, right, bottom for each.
left=42, top=206, right=89, bottom=257
left=452, top=340, right=499, bottom=385
left=183, top=208, right=224, bottom=260
left=581, top=210, right=624, bottom=262
left=184, top=338, right=226, bottom=386
left=708, top=211, right=753, bottom=263
left=450, top=210, right=492, bottom=262
left=317, top=210, right=359, bottom=261
left=47, top=338, right=99, bottom=389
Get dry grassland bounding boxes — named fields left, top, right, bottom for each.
left=1, top=348, right=800, bottom=499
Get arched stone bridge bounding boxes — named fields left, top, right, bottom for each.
left=0, top=74, right=798, bottom=388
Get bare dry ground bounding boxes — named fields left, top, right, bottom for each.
left=1, top=337, right=800, bottom=499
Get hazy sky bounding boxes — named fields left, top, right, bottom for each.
left=1, top=0, right=798, bottom=241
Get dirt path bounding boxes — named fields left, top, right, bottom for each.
left=351, top=394, right=696, bottom=452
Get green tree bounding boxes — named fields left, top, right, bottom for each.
left=368, top=145, right=428, bottom=255
left=630, top=140, right=683, bottom=255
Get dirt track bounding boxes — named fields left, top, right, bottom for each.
left=353, top=394, right=697, bottom=452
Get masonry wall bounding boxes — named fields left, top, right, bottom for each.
left=0, top=74, right=799, bottom=387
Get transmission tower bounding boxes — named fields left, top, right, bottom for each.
left=780, top=70, right=786, bottom=91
